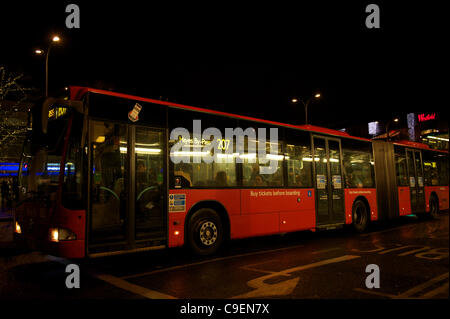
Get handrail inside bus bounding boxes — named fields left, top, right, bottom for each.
left=136, top=186, right=158, bottom=201
left=99, top=186, right=119, bottom=200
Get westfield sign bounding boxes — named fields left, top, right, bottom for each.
left=417, top=113, right=436, bottom=122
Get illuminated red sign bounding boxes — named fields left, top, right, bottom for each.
left=418, top=113, right=436, bottom=122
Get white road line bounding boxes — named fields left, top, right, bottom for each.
left=93, top=273, right=177, bottom=299
left=233, top=255, right=361, bottom=298
left=353, top=288, right=397, bottom=298
left=354, top=272, right=449, bottom=299
left=419, top=282, right=449, bottom=298
left=312, top=248, right=341, bottom=254
left=395, top=272, right=449, bottom=299
left=48, top=255, right=176, bottom=299
left=121, top=244, right=304, bottom=280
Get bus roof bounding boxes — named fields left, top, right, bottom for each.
left=68, top=86, right=374, bottom=143
left=393, top=140, right=449, bottom=153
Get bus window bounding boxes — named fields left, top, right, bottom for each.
left=170, top=141, right=238, bottom=188
left=90, top=121, right=128, bottom=243
left=423, top=151, right=439, bottom=186
left=394, top=147, right=408, bottom=186
left=285, top=132, right=313, bottom=188
left=135, top=127, right=165, bottom=239
left=242, top=140, right=284, bottom=187
left=438, top=153, right=449, bottom=186
left=62, top=113, right=85, bottom=210
left=342, top=139, right=375, bottom=188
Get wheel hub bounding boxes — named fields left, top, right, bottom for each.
left=199, top=221, right=218, bottom=246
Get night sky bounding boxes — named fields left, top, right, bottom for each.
left=1, top=1, right=446, bottom=129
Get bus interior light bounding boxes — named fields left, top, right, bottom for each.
left=427, top=136, right=449, bottom=142
left=95, top=136, right=106, bottom=143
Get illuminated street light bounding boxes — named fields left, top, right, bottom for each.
left=291, top=93, right=321, bottom=125
left=35, top=35, right=62, bottom=97
left=386, top=117, right=400, bottom=141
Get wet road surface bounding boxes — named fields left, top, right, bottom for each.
left=1, top=212, right=448, bottom=300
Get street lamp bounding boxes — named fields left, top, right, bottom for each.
left=291, top=93, right=321, bottom=125
left=386, top=118, right=399, bottom=141
left=35, top=35, right=61, bottom=97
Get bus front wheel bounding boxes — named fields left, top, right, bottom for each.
left=187, top=208, right=223, bottom=256
left=352, top=199, right=369, bottom=233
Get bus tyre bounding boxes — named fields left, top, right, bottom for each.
left=429, top=195, right=439, bottom=219
left=187, top=208, right=223, bottom=256
left=352, top=199, right=369, bottom=233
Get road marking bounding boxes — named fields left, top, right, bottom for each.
left=47, top=255, right=177, bottom=299
left=121, top=244, right=304, bottom=280
left=353, top=288, right=397, bottom=298
left=395, top=272, right=449, bottom=298
left=378, top=245, right=429, bottom=255
left=352, top=244, right=448, bottom=260
left=240, top=260, right=288, bottom=275
left=351, top=245, right=385, bottom=253
left=354, top=272, right=449, bottom=299
left=93, top=273, right=177, bottom=299
left=312, top=248, right=341, bottom=254
left=419, top=282, right=449, bottom=298
left=232, top=255, right=361, bottom=298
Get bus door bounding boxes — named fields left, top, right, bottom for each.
left=88, top=120, right=166, bottom=255
left=406, top=149, right=425, bottom=213
left=312, top=136, right=345, bottom=226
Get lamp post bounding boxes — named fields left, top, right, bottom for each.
left=35, top=35, right=61, bottom=97
left=291, top=93, right=321, bottom=125
left=386, top=117, right=399, bottom=141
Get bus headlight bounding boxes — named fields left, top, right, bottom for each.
left=15, top=221, right=22, bottom=234
left=49, top=227, right=77, bottom=242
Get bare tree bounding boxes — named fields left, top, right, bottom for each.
left=0, top=66, right=35, bottom=161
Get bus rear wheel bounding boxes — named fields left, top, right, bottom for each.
left=187, top=208, right=223, bottom=256
left=352, top=199, right=369, bottom=233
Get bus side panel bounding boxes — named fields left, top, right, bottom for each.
left=425, top=186, right=449, bottom=211
left=239, top=188, right=315, bottom=236
left=344, top=189, right=378, bottom=224
left=167, top=189, right=241, bottom=248
left=398, top=186, right=411, bottom=216
left=230, top=213, right=280, bottom=239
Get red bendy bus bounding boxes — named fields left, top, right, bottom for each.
left=13, top=87, right=449, bottom=258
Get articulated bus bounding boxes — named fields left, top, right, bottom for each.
left=13, top=87, right=449, bottom=258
